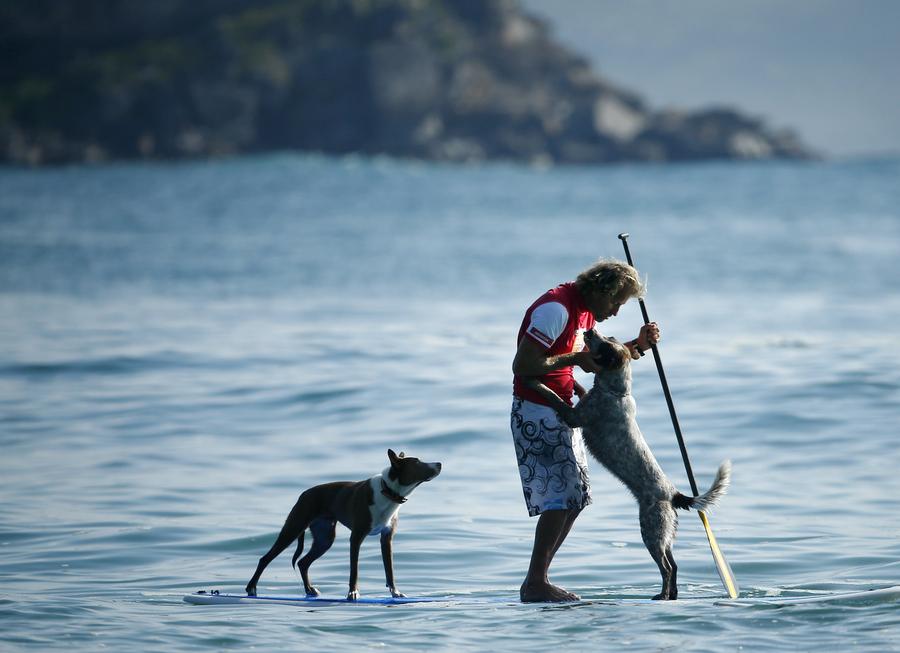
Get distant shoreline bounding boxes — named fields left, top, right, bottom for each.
left=1, top=0, right=815, bottom=167
left=8, top=149, right=900, bottom=174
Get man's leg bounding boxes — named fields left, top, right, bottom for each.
left=552, top=507, right=581, bottom=558
left=520, top=508, right=581, bottom=602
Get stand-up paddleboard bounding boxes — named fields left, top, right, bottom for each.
left=184, top=585, right=900, bottom=607
left=183, top=590, right=468, bottom=606
left=182, top=590, right=707, bottom=607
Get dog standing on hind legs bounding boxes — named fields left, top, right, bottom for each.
left=527, top=329, right=731, bottom=600
left=245, top=449, right=441, bottom=600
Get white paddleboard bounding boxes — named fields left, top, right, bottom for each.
left=183, top=590, right=496, bottom=606
left=184, top=585, right=900, bottom=607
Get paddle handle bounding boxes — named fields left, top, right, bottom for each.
left=618, top=233, right=699, bottom=496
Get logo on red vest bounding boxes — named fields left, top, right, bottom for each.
left=527, top=326, right=555, bottom=347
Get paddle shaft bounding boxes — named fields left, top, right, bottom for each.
left=618, top=233, right=699, bottom=495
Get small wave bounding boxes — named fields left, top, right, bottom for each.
left=414, top=429, right=485, bottom=446
left=738, top=411, right=839, bottom=432
left=0, top=352, right=213, bottom=378
left=732, top=336, right=819, bottom=351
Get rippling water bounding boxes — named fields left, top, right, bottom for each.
left=1, top=155, right=899, bottom=651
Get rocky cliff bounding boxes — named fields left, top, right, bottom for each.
left=1, top=0, right=814, bottom=166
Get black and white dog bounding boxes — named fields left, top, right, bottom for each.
left=245, top=449, right=441, bottom=600
left=528, top=330, right=730, bottom=600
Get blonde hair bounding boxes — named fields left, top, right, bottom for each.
left=574, top=258, right=645, bottom=301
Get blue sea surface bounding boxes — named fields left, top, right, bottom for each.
left=1, top=154, right=899, bottom=651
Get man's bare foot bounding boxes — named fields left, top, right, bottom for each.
left=520, top=580, right=580, bottom=603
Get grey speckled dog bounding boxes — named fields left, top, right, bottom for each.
left=528, top=329, right=730, bottom=600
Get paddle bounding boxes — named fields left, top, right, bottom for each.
left=618, top=233, right=739, bottom=599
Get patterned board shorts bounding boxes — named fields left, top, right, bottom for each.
left=510, top=397, right=592, bottom=517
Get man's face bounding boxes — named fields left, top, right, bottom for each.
left=586, top=290, right=629, bottom=322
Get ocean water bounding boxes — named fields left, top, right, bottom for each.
left=1, top=154, right=898, bottom=651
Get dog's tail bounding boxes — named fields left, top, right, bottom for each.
left=290, top=530, right=305, bottom=569
left=672, top=460, right=731, bottom=512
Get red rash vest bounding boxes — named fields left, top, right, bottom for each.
left=513, top=282, right=595, bottom=406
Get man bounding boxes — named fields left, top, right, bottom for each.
left=511, top=258, right=660, bottom=602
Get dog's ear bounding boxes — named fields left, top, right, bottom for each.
left=388, top=449, right=404, bottom=466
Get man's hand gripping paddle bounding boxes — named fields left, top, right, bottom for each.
left=618, top=233, right=739, bottom=599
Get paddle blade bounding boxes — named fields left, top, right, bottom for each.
left=699, top=511, right=739, bottom=598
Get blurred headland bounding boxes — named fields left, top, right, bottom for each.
left=1, top=0, right=816, bottom=166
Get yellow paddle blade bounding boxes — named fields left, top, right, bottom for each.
left=699, top=511, right=739, bottom=599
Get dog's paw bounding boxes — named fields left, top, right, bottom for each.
left=305, top=586, right=320, bottom=597
left=389, top=588, right=406, bottom=599
left=347, top=590, right=360, bottom=601
left=245, top=584, right=257, bottom=597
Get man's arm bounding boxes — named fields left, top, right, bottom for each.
left=624, top=322, right=661, bottom=359
left=513, top=336, right=594, bottom=428
left=512, top=337, right=600, bottom=377
left=522, top=378, right=581, bottom=428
